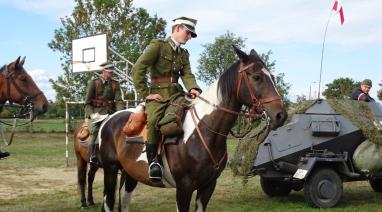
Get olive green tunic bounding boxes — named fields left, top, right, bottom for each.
left=132, top=37, right=201, bottom=144
left=84, top=77, right=125, bottom=144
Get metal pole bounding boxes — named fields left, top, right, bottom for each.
left=318, top=10, right=334, bottom=99
left=65, top=102, right=69, bottom=167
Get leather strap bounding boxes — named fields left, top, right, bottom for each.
left=151, top=76, right=178, bottom=83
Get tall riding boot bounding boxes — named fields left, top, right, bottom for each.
left=146, top=143, right=162, bottom=182
left=0, top=150, right=10, bottom=159
left=88, top=143, right=97, bottom=165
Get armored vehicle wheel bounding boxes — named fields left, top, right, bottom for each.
left=369, top=177, right=382, bottom=192
left=304, top=168, right=342, bottom=208
left=260, top=177, right=292, bottom=197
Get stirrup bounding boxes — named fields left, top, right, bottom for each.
left=148, top=162, right=163, bottom=182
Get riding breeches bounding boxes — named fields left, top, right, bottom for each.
left=145, top=100, right=168, bottom=144
left=89, top=121, right=101, bottom=145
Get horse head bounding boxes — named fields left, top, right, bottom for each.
left=219, top=46, right=287, bottom=129
left=0, top=56, right=48, bottom=116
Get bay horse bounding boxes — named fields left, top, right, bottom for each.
left=99, top=46, right=287, bottom=211
left=73, top=123, right=100, bottom=208
left=0, top=56, right=48, bottom=116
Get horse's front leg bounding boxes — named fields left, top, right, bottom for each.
left=102, top=164, right=119, bottom=212
left=118, top=170, right=137, bottom=212
left=195, top=180, right=217, bottom=212
left=87, top=163, right=98, bottom=206
left=176, top=183, right=194, bottom=212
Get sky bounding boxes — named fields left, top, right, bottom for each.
left=0, top=0, right=381, bottom=103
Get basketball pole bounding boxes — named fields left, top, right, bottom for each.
left=318, top=9, right=334, bottom=99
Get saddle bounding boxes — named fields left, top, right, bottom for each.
left=123, top=95, right=189, bottom=143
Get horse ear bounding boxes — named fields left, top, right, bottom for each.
left=15, top=56, right=21, bottom=67
left=232, top=45, right=249, bottom=63
left=250, top=49, right=259, bottom=56
left=20, top=56, right=26, bottom=66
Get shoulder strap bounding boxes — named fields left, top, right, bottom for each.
left=112, top=80, right=116, bottom=98
left=95, top=79, right=100, bottom=100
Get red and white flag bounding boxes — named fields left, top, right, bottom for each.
left=332, top=0, right=345, bottom=25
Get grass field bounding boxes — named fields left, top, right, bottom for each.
left=0, top=132, right=382, bottom=212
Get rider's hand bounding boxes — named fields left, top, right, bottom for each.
left=145, top=94, right=164, bottom=102
left=90, top=113, right=100, bottom=120
left=189, top=89, right=200, bottom=99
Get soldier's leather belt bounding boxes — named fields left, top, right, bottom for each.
left=151, top=76, right=178, bottom=83
left=92, top=99, right=115, bottom=108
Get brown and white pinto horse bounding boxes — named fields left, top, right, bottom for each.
left=99, top=47, right=287, bottom=212
left=0, top=56, right=48, bottom=116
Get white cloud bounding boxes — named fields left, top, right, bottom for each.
left=0, top=0, right=74, bottom=19
left=28, top=69, right=56, bottom=100
left=134, top=0, right=382, bottom=47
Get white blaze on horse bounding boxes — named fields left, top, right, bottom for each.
left=94, top=46, right=287, bottom=212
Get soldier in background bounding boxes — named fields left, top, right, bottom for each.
left=132, top=16, right=202, bottom=182
left=84, top=62, right=124, bottom=164
left=350, top=79, right=375, bottom=102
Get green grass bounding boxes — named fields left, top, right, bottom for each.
left=0, top=133, right=381, bottom=211
left=0, top=119, right=82, bottom=133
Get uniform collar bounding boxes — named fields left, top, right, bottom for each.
left=166, top=36, right=180, bottom=52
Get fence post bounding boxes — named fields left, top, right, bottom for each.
left=65, top=102, right=69, bottom=167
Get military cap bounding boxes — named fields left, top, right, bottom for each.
left=361, top=79, right=372, bottom=87
left=173, top=16, right=197, bottom=38
left=100, top=61, right=115, bottom=72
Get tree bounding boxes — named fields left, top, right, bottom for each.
left=48, top=0, right=166, bottom=115
left=196, top=32, right=290, bottom=103
left=378, top=81, right=382, bottom=101
left=322, top=77, right=359, bottom=99
left=196, top=31, right=246, bottom=85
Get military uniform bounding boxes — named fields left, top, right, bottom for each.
left=349, top=79, right=374, bottom=102
left=132, top=37, right=201, bottom=145
left=84, top=62, right=124, bottom=163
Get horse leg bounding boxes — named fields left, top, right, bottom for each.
left=118, top=170, right=137, bottom=212
left=87, top=163, right=99, bottom=206
left=102, top=164, right=119, bottom=212
left=176, top=184, right=194, bottom=212
left=195, top=180, right=217, bottom=212
left=77, top=156, right=88, bottom=208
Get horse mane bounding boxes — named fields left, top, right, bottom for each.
left=217, top=61, right=240, bottom=105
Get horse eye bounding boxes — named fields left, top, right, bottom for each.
left=20, top=77, right=28, bottom=82
left=253, top=75, right=261, bottom=81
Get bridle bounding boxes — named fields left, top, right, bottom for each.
left=188, top=61, right=283, bottom=170
left=0, top=64, right=43, bottom=116
left=236, top=62, right=282, bottom=114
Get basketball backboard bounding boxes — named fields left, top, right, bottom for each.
left=72, top=34, right=107, bottom=73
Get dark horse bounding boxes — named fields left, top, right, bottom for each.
left=98, top=47, right=287, bottom=211
left=0, top=56, right=48, bottom=116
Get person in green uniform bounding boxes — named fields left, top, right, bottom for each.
left=84, top=61, right=125, bottom=164
left=132, top=16, right=202, bottom=182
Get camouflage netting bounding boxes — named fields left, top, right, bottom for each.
left=230, top=120, right=270, bottom=184
left=326, top=100, right=382, bottom=145
left=230, top=99, right=382, bottom=182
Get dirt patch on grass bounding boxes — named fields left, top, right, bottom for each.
left=0, top=167, right=103, bottom=200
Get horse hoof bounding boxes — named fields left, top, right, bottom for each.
left=81, top=205, right=88, bottom=210
left=88, top=202, right=96, bottom=207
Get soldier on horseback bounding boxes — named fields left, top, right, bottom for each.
left=132, top=16, right=202, bottom=182
left=84, top=62, right=124, bottom=164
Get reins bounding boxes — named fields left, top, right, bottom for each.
left=187, top=61, right=282, bottom=170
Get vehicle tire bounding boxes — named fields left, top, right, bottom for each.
left=260, top=177, right=292, bottom=197
left=304, top=168, right=343, bottom=208
left=369, top=177, right=382, bottom=192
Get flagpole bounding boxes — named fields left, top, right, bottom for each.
left=318, top=10, right=333, bottom=99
